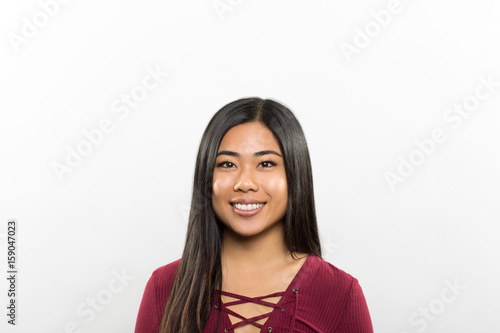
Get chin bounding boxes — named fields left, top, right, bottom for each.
left=226, top=224, right=266, bottom=238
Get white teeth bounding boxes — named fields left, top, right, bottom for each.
left=232, top=203, right=264, bottom=211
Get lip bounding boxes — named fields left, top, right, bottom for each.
left=231, top=202, right=266, bottom=217
left=230, top=199, right=266, bottom=205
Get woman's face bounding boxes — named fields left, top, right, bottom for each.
left=212, top=122, right=288, bottom=238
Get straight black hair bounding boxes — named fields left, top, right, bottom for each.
left=159, top=97, right=322, bottom=332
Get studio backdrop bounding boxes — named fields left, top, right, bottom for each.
left=1, top=0, right=499, bottom=332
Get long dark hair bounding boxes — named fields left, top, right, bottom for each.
left=159, top=97, right=322, bottom=332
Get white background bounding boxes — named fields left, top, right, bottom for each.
left=1, top=0, right=499, bottom=332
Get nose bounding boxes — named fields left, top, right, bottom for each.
left=233, top=167, right=258, bottom=192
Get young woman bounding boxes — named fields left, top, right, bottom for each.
left=135, top=97, right=373, bottom=333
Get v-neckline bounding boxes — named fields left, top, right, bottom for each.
left=217, top=254, right=313, bottom=332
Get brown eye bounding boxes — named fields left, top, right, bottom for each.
left=260, top=160, right=277, bottom=168
left=217, top=160, right=234, bottom=168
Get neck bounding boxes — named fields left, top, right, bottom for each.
left=221, top=222, right=291, bottom=273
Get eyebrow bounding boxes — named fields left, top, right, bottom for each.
left=216, top=150, right=282, bottom=158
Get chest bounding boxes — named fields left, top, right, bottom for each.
left=205, top=288, right=323, bottom=333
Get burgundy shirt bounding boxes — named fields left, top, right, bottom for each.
left=135, top=254, right=373, bottom=333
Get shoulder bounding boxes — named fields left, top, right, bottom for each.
left=135, top=258, right=182, bottom=332
left=156, top=258, right=182, bottom=271
left=142, top=257, right=183, bottom=309
left=299, top=255, right=373, bottom=332
left=307, top=255, right=358, bottom=293
left=149, top=258, right=182, bottom=287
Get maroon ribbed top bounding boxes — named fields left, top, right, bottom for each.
left=135, top=254, right=373, bottom=332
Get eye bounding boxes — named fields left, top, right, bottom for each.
left=259, top=159, right=277, bottom=168
left=216, top=160, right=234, bottom=168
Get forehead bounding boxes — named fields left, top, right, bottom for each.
left=218, top=122, right=281, bottom=152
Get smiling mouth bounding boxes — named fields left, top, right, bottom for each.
left=230, top=202, right=266, bottom=211
left=230, top=202, right=266, bottom=217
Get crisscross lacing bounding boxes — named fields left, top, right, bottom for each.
left=217, top=290, right=285, bottom=330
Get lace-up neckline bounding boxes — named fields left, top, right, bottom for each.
left=216, top=289, right=286, bottom=331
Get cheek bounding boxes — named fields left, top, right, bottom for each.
left=267, top=176, right=288, bottom=201
left=212, top=179, right=221, bottom=197
left=212, top=178, right=231, bottom=202
left=212, top=179, right=223, bottom=209
left=212, top=179, right=223, bottom=218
